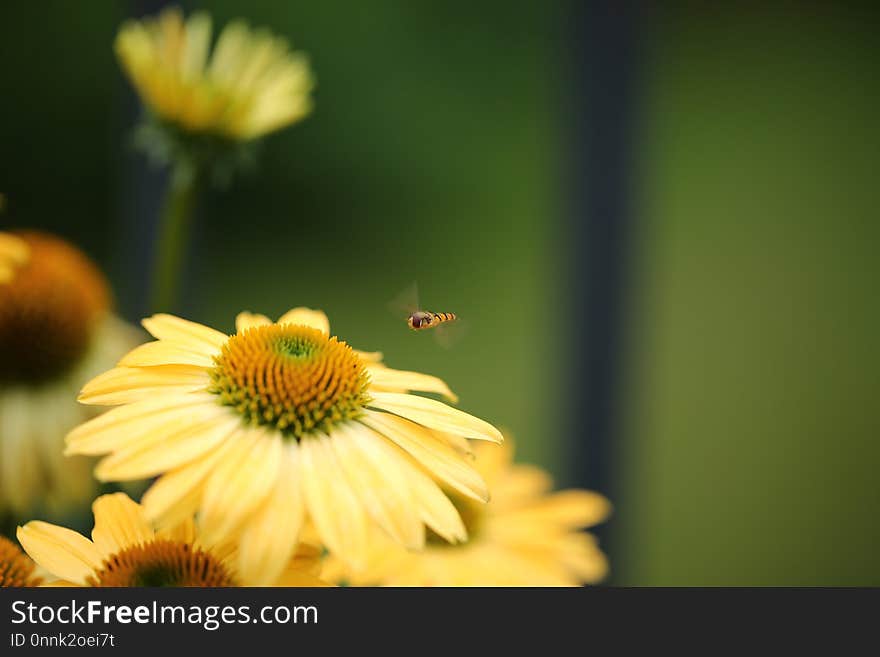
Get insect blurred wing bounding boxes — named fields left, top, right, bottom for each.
left=387, top=281, right=421, bottom=319
left=433, top=317, right=468, bottom=349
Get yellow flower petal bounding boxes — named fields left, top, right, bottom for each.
left=503, top=490, right=612, bottom=529
left=330, top=423, right=424, bottom=549
left=17, top=522, right=102, bottom=585
left=91, top=493, right=155, bottom=557
left=366, top=365, right=458, bottom=403
left=274, top=570, right=331, bottom=587
left=361, top=411, right=488, bottom=502
left=41, top=580, right=79, bottom=587
left=141, top=313, right=228, bottom=352
left=490, top=465, right=553, bottom=509
left=368, top=391, right=502, bottom=443
left=558, top=533, right=609, bottom=583
left=141, top=437, right=239, bottom=527
left=299, top=434, right=368, bottom=568
left=67, top=394, right=224, bottom=457
left=238, top=442, right=304, bottom=585
left=78, top=365, right=210, bottom=405
left=359, top=433, right=466, bottom=543
left=157, top=518, right=197, bottom=545
left=235, top=311, right=272, bottom=333
left=94, top=411, right=239, bottom=481
left=199, top=428, right=282, bottom=544
left=276, top=307, right=329, bottom=334
left=118, top=340, right=216, bottom=368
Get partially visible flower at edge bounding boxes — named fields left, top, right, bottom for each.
left=18, top=493, right=327, bottom=587
left=0, top=535, right=42, bottom=587
left=66, top=307, right=503, bottom=585
left=0, top=230, right=140, bottom=516
left=323, top=439, right=611, bottom=586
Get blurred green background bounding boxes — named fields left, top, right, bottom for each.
left=1, top=1, right=877, bottom=585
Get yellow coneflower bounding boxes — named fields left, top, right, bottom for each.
left=17, top=493, right=326, bottom=587
left=67, top=308, right=502, bottom=585
left=0, top=535, right=42, bottom=587
left=0, top=230, right=138, bottom=516
left=324, top=440, right=611, bottom=587
left=115, top=6, right=313, bottom=142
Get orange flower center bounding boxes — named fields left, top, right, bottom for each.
left=88, top=539, right=236, bottom=587
left=209, top=324, right=370, bottom=440
left=0, top=231, right=110, bottom=384
left=0, top=536, right=42, bottom=587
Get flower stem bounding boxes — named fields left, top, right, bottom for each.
left=150, top=160, right=199, bottom=313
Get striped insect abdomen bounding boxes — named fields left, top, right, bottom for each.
left=430, top=311, right=456, bottom=326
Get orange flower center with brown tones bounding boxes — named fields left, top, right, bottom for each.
left=0, top=231, right=110, bottom=384
left=87, top=539, right=236, bottom=587
left=0, top=536, right=43, bottom=587
left=208, top=324, right=371, bottom=440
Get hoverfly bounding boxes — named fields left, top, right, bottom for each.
left=388, top=282, right=463, bottom=346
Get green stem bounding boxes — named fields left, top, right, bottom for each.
left=150, top=160, right=200, bottom=313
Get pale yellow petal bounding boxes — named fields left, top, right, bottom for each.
left=238, top=442, right=304, bottom=585
left=67, top=393, right=218, bottom=456
left=181, top=12, right=211, bottom=78
left=358, top=434, right=466, bottom=543
left=274, top=570, right=332, bottom=587
left=141, top=436, right=239, bottom=527
left=235, top=311, right=272, bottom=333
left=490, top=465, right=554, bottom=508
left=366, top=365, right=458, bottom=403
left=118, top=340, right=216, bottom=368
left=17, top=522, right=102, bottom=585
left=504, top=490, right=612, bottom=529
left=473, top=438, right=515, bottom=481
left=157, top=518, right=197, bottom=545
left=40, top=580, right=80, bottom=587
left=330, top=423, right=424, bottom=549
left=91, top=493, right=155, bottom=557
left=78, top=365, right=209, bottom=405
left=94, top=411, right=239, bottom=481
left=200, top=428, right=282, bottom=543
left=368, top=392, right=502, bottom=443
left=361, top=411, right=488, bottom=502
left=276, top=307, right=329, bottom=334
left=141, top=313, right=228, bottom=351
left=299, top=434, right=368, bottom=568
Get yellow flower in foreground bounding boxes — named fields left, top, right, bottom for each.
left=324, top=440, right=611, bottom=586
left=115, top=6, right=313, bottom=141
left=17, top=493, right=326, bottom=587
left=0, top=231, right=138, bottom=516
left=68, top=308, right=502, bottom=584
left=0, top=535, right=42, bottom=587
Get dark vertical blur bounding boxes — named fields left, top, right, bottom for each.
left=565, top=2, right=641, bottom=571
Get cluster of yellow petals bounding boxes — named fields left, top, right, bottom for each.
left=116, top=6, right=313, bottom=140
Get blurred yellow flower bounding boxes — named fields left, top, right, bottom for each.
left=0, top=231, right=138, bottom=516
left=324, top=440, right=611, bottom=586
left=0, top=535, right=42, bottom=587
left=68, top=308, right=502, bottom=584
left=116, top=6, right=313, bottom=141
left=18, top=493, right=327, bottom=587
